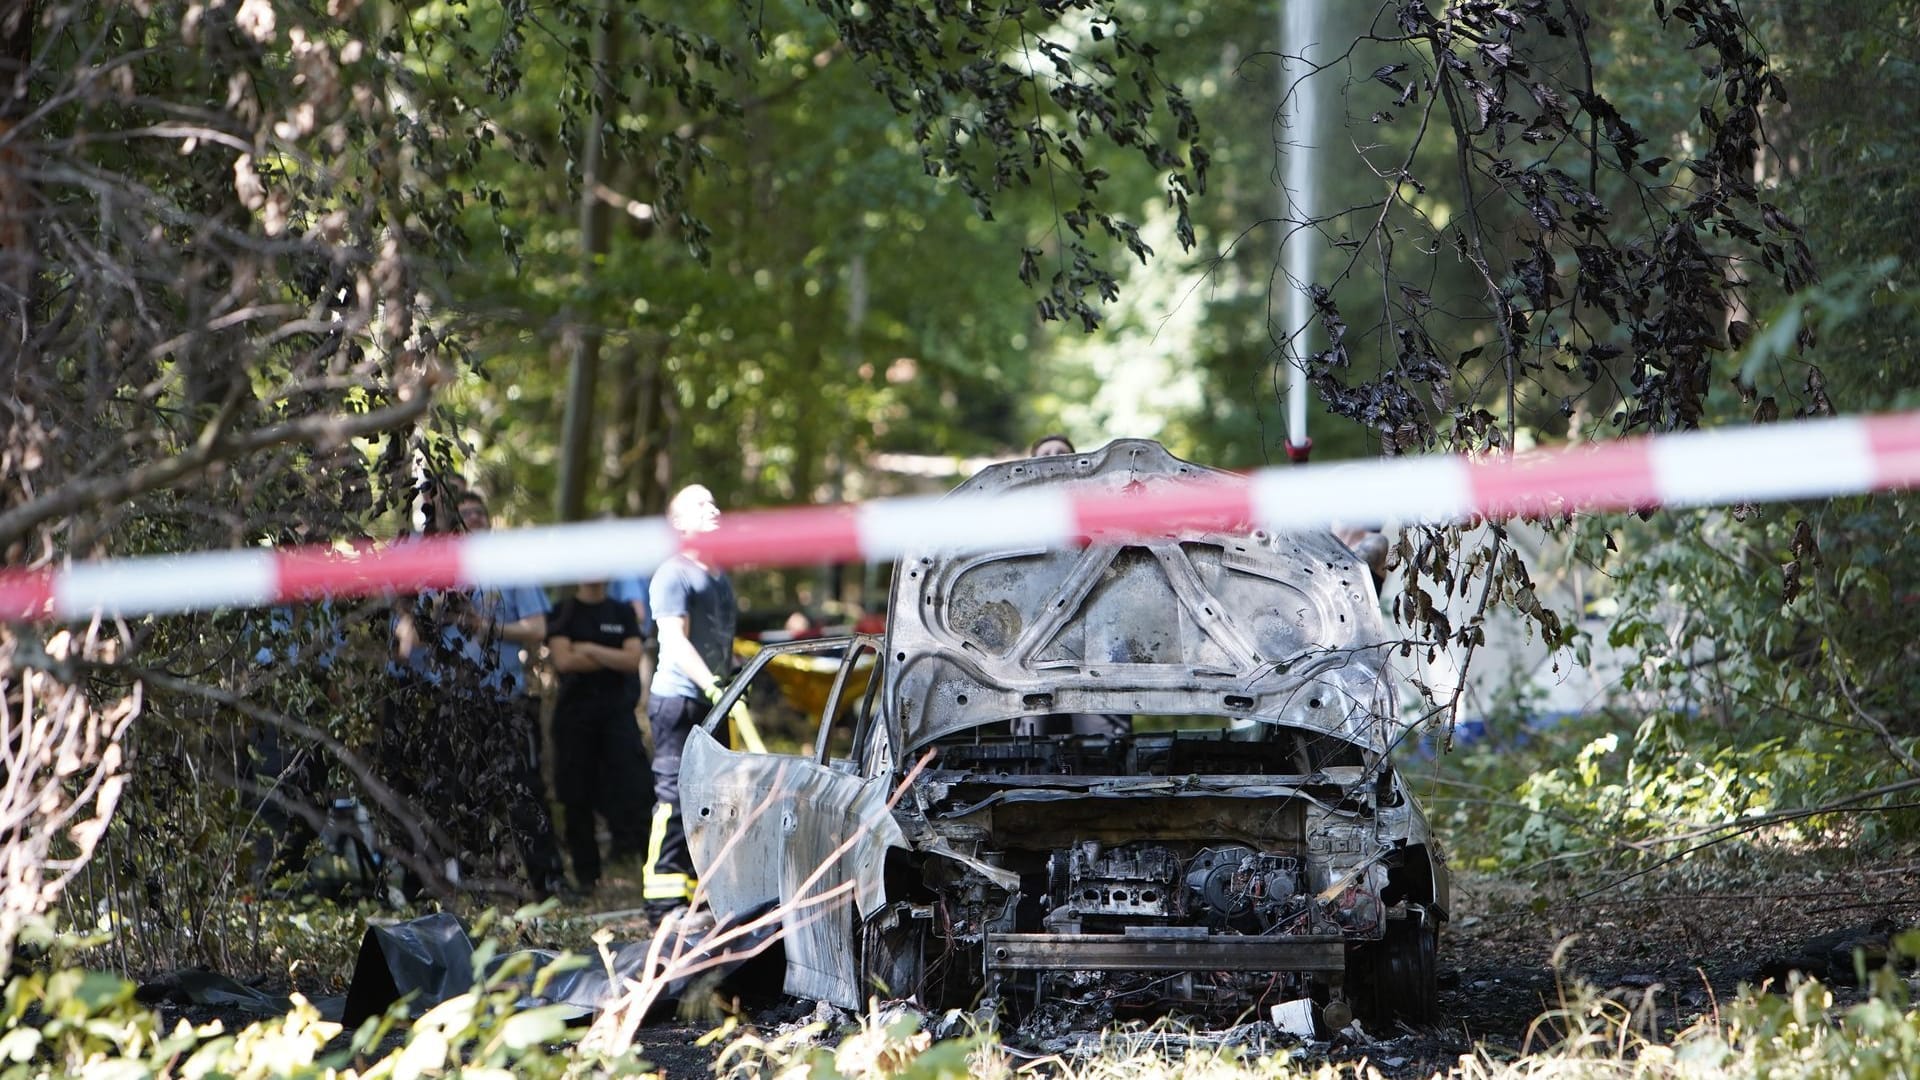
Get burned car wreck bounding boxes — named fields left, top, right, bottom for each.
left=682, top=440, right=1448, bottom=1025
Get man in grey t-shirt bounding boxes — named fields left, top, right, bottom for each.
left=641, top=484, right=737, bottom=910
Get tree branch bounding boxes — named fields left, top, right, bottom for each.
left=0, top=379, right=433, bottom=550
left=1429, top=37, right=1520, bottom=449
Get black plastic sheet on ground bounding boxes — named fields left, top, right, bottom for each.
left=135, top=970, right=294, bottom=1016
left=341, top=905, right=783, bottom=1028
left=341, top=911, right=476, bottom=1026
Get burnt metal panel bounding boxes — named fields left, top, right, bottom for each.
left=681, top=729, right=906, bottom=1008
left=1380, top=774, right=1452, bottom=917
left=984, top=932, right=1348, bottom=973
left=885, top=439, right=1400, bottom=752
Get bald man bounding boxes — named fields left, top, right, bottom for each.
left=640, top=484, right=738, bottom=912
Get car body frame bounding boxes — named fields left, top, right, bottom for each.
left=683, top=440, right=1449, bottom=1022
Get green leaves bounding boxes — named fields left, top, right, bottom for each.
left=809, top=0, right=1201, bottom=329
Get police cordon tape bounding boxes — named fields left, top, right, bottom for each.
left=3, top=408, right=1919, bottom=623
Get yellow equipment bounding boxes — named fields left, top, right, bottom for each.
left=733, top=637, right=875, bottom=723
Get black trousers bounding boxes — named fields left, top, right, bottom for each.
left=642, top=693, right=705, bottom=902
left=552, top=689, right=653, bottom=886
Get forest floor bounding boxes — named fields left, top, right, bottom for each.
left=624, top=845, right=1920, bottom=1078
left=138, top=842, right=1920, bottom=1078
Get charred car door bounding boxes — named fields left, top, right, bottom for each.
left=680, top=635, right=905, bottom=1006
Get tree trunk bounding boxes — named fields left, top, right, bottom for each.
left=555, top=7, right=620, bottom=522
left=628, top=340, right=670, bottom=516
left=604, top=339, right=638, bottom=500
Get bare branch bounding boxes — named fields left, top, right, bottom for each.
left=0, top=381, right=433, bottom=550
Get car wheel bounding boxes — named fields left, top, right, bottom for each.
left=1349, top=910, right=1438, bottom=1024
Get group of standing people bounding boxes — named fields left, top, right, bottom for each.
left=380, top=483, right=734, bottom=914
left=371, top=436, right=1133, bottom=909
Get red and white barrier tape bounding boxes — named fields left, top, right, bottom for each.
left=3, top=410, right=1918, bottom=622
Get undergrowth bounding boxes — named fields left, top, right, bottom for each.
left=3, top=919, right=1916, bottom=1078
left=1414, top=700, right=1920, bottom=883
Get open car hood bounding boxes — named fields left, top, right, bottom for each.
left=884, top=439, right=1400, bottom=753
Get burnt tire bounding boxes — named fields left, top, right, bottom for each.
left=1349, top=911, right=1438, bottom=1025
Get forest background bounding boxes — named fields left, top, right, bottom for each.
left=0, top=0, right=1916, bottom=1006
